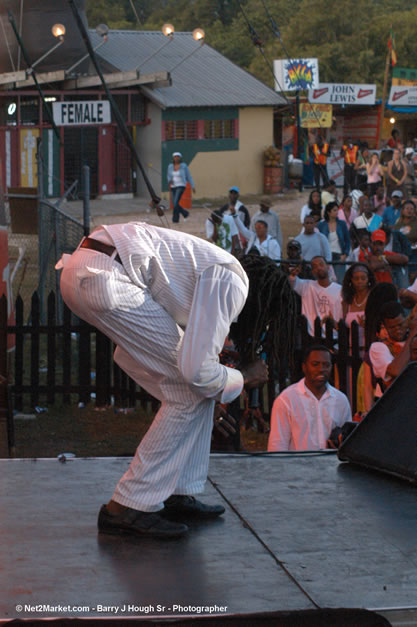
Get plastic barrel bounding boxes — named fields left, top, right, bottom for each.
left=170, top=183, right=192, bottom=210
left=263, top=166, right=283, bottom=194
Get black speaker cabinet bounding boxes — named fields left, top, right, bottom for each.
left=338, top=362, right=417, bottom=483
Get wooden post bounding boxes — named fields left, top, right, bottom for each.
left=377, top=51, right=391, bottom=149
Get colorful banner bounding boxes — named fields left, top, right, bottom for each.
left=273, top=58, right=319, bottom=92
left=388, top=86, right=417, bottom=106
left=308, top=83, right=376, bottom=105
left=300, top=103, right=332, bottom=128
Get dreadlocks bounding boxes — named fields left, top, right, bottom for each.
left=229, top=253, right=298, bottom=370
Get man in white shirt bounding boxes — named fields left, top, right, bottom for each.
left=56, top=222, right=267, bottom=538
left=250, top=197, right=283, bottom=248
left=205, top=210, right=240, bottom=254
left=369, top=300, right=417, bottom=397
left=268, top=345, right=351, bottom=451
left=289, top=255, right=343, bottom=335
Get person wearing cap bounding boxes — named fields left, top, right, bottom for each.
left=281, top=239, right=312, bottom=280
left=382, top=190, right=403, bottom=226
left=218, top=186, right=250, bottom=228
left=167, top=152, right=196, bottom=224
left=359, top=229, right=408, bottom=284
left=250, top=197, right=282, bottom=248
left=404, top=148, right=416, bottom=198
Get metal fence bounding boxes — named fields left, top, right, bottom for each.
left=6, top=149, right=90, bottom=320
left=1, top=290, right=363, bottom=412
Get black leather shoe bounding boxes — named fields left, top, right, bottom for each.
left=98, top=505, right=188, bottom=538
left=163, top=495, right=225, bottom=520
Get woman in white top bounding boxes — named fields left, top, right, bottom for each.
left=300, top=189, right=323, bottom=224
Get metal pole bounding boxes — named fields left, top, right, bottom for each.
left=67, top=0, right=162, bottom=211
left=295, top=90, right=301, bottom=159
left=82, top=165, right=90, bottom=236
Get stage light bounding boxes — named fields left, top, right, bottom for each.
left=192, top=28, right=205, bottom=42
left=30, top=23, right=66, bottom=70
left=389, top=117, right=396, bottom=124
left=51, top=23, right=66, bottom=38
left=95, top=23, right=109, bottom=38
left=162, top=23, right=175, bottom=37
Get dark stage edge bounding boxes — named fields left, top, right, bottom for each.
left=1, top=454, right=416, bottom=626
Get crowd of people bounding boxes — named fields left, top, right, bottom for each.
left=196, top=137, right=417, bottom=454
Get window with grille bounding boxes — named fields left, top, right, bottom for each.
left=204, top=119, right=235, bottom=139
left=165, top=120, right=198, bottom=140
left=131, top=94, right=146, bottom=123
left=21, top=96, right=39, bottom=126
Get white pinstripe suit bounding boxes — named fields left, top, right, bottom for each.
left=58, top=223, right=248, bottom=512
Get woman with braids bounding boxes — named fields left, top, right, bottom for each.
left=300, top=189, right=323, bottom=224
left=342, top=263, right=376, bottom=354
left=355, top=282, right=398, bottom=412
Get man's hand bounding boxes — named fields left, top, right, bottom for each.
left=241, top=359, right=269, bottom=389
left=213, top=403, right=236, bottom=438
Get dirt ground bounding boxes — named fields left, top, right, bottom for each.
left=85, top=188, right=309, bottom=245
left=11, top=187, right=310, bottom=458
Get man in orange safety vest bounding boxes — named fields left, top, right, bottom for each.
left=340, top=138, right=358, bottom=195
left=310, top=135, right=330, bottom=189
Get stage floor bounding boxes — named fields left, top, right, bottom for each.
left=1, top=453, right=416, bottom=624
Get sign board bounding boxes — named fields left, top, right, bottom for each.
left=274, top=58, right=319, bottom=91
left=388, top=86, right=417, bottom=106
left=308, top=83, right=376, bottom=105
left=300, top=103, right=332, bottom=128
left=52, top=101, right=111, bottom=126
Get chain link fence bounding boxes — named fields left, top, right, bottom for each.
left=6, top=151, right=89, bottom=321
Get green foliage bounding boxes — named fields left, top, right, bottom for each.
left=85, top=0, right=417, bottom=92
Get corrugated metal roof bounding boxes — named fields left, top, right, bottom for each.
left=91, top=30, right=285, bottom=109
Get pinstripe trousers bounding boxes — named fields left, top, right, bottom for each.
left=59, top=246, right=247, bottom=512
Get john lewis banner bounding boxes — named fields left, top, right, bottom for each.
left=308, top=83, right=376, bottom=105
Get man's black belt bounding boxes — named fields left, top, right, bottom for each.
left=80, top=237, right=122, bottom=265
